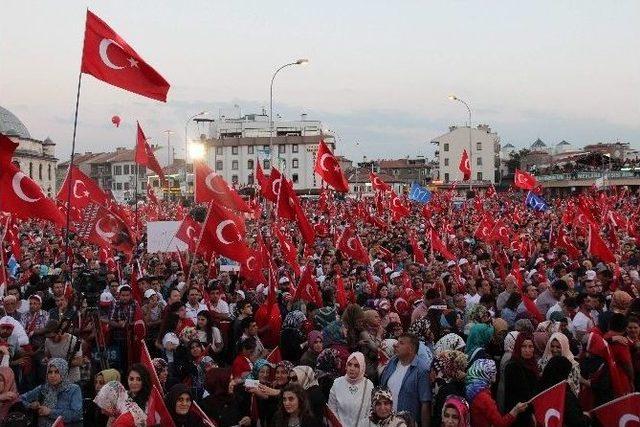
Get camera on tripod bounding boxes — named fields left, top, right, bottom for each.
left=74, top=270, right=107, bottom=310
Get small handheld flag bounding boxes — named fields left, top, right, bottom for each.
left=408, top=182, right=432, bottom=204
left=525, top=191, right=549, bottom=212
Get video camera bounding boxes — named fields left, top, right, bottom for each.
left=74, top=269, right=107, bottom=310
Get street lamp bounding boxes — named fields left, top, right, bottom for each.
left=269, top=59, right=309, bottom=164
left=164, top=130, right=175, bottom=166
left=184, top=111, right=210, bottom=162
left=448, top=95, right=473, bottom=190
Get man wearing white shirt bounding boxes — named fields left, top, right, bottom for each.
left=184, top=287, right=207, bottom=322
left=208, top=283, right=230, bottom=320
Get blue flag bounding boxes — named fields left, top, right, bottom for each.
left=408, top=182, right=432, bottom=204
left=525, top=191, right=549, bottom=212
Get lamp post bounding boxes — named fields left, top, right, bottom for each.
left=269, top=59, right=309, bottom=165
left=164, top=130, right=174, bottom=166
left=184, top=111, right=210, bottom=163
left=448, top=95, right=473, bottom=190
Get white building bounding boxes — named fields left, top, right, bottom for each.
left=430, top=124, right=500, bottom=184
left=203, top=113, right=335, bottom=191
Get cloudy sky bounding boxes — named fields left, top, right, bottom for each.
left=1, top=1, right=639, bottom=163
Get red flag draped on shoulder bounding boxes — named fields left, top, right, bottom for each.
left=81, top=10, right=170, bottom=102
left=314, top=140, right=348, bottom=192
left=135, top=122, right=165, bottom=183
left=0, top=134, right=64, bottom=226
left=514, top=169, right=538, bottom=190
left=56, top=164, right=108, bottom=209
left=195, top=161, right=250, bottom=212
left=459, top=149, right=471, bottom=181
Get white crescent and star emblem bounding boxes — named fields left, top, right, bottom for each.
left=544, top=408, right=561, bottom=427
left=95, top=218, right=116, bottom=241
left=205, top=173, right=225, bottom=194
left=12, top=171, right=40, bottom=203
left=373, top=176, right=383, bottom=187
left=619, top=413, right=640, bottom=427
left=73, top=180, right=89, bottom=199
left=464, top=158, right=470, bottom=170
left=499, top=227, right=509, bottom=238
left=246, top=256, right=256, bottom=271
left=392, top=198, right=402, bottom=208
left=347, top=237, right=357, bottom=251
left=216, top=220, right=237, bottom=245
left=99, top=38, right=140, bottom=70
left=186, top=226, right=196, bottom=241
left=319, top=153, right=336, bottom=172
left=272, top=178, right=282, bottom=196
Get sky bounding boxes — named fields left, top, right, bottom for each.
left=1, top=0, right=639, bottom=164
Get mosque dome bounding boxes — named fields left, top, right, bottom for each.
left=0, top=106, right=31, bottom=139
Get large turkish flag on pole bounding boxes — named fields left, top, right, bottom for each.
left=135, top=122, right=166, bottom=183
left=458, top=149, right=471, bottom=181
left=314, top=140, right=349, bottom=192
left=56, top=164, right=108, bottom=209
left=194, top=161, right=250, bottom=212
left=81, top=10, right=170, bottom=102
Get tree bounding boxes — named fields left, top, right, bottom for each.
left=506, top=148, right=531, bottom=173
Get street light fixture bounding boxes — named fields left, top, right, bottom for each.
left=184, top=111, right=210, bottom=162
left=269, top=59, right=309, bottom=165
left=448, top=94, right=473, bottom=190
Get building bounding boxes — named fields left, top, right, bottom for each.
left=1, top=106, right=58, bottom=196
left=203, top=112, right=335, bottom=191
left=430, top=124, right=500, bottom=185
left=377, top=157, right=434, bottom=187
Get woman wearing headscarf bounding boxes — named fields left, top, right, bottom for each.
left=466, top=359, right=528, bottom=427
left=315, top=348, right=345, bottom=400
left=430, top=350, right=468, bottom=427
left=328, top=351, right=374, bottom=427
left=503, top=333, right=538, bottom=426
left=280, top=310, right=308, bottom=362
left=441, top=395, right=471, bottom=427
left=497, top=330, right=519, bottom=411
left=300, top=330, right=323, bottom=367
left=200, top=368, right=251, bottom=427
left=538, top=332, right=581, bottom=396
left=360, top=309, right=383, bottom=381
left=165, top=384, right=205, bottom=427
left=89, top=369, right=122, bottom=426
left=366, top=386, right=408, bottom=427
left=434, top=333, right=465, bottom=354
left=465, top=323, right=495, bottom=366
left=290, top=365, right=326, bottom=419
left=21, top=358, right=83, bottom=427
left=377, top=338, right=398, bottom=376
left=539, top=356, right=591, bottom=427
left=151, top=358, right=169, bottom=392
left=93, top=380, right=146, bottom=427
left=0, top=367, right=18, bottom=419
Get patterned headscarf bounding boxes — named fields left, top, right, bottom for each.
left=434, top=333, right=466, bottom=353
left=275, top=360, right=294, bottom=375
left=94, top=380, right=146, bottom=427
left=368, top=386, right=396, bottom=426
left=291, top=365, right=319, bottom=390
left=316, top=347, right=344, bottom=378
left=323, top=320, right=347, bottom=347
left=465, top=358, right=497, bottom=403
left=250, top=358, right=273, bottom=381
left=503, top=331, right=520, bottom=354
left=431, top=350, right=468, bottom=395
left=40, top=358, right=72, bottom=425
left=467, top=304, right=489, bottom=324
left=465, top=323, right=495, bottom=357
left=151, top=358, right=168, bottom=377
left=284, top=310, right=307, bottom=330
left=442, top=395, right=471, bottom=427
left=408, top=317, right=433, bottom=343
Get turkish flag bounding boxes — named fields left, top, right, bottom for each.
left=591, top=392, right=640, bottom=427
left=276, top=177, right=298, bottom=220
left=314, top=140, right=349, bottom=192
left=56, top=164, right=108, bottom=210
left=194, top=161, right=250, bottom=212
left=390, top=191, right=410, bottom=220
left=240, top=249, right=265, bottom=285
left=514, top=169, right=538, bottom=190
left=81, top=10, right=170, bottom=102
left=459, top=149, right=471, bottom=181
left=370, top=172, right=391, bottom=192
left=174, top=215, right=201, bottom=253
left=335, top=274, right=348, bottom=309
left=77, top=203, right=135, bottom=254
left=135, top=122, right=165, bottom=183
left=474, top=216, right=495, bottom=241
left=199, top=201, right=250, bottom=263
left=146, top=385, right=175, bottom=427
left=588, top=223, right=616, bottom=263
left=256, top=163, right=275, bottom=202
left=294, top=263, right=323, bottom=306
left=139, top=341, right=164, bottom=393
left=0, top=134, right=64, bottom=226
left=427, top=228, right=455, bottom=261
left=290, top=188, right=316, bottom=246
left=191, top=402, right=217, bottom=427
left=146, top=185, right=158, bottom=205
left=529, top=381, right=566, bottom=427
left=490, top=220, right=511, bottom=246
left=274, top=225, right=300, bottom=275
left=336, top=225, right=371, bottom=265
left=407, top=229, right=426, bottom=265
left=553, top=227, right=581, bottom=260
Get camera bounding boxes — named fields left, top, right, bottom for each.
left=74, top=269, right=107, bottom=309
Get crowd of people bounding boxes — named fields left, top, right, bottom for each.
left=0, top=184, right=639, bottom=427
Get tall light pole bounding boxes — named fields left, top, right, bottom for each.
left=164, top=130, right=174, bottom=166
left=184, top=111, right=210, bottom=163
left=269, top=59, right=309, bottom=165
left=448, top=95, right=473, bottom=190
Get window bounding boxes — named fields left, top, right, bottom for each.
left=292, top=158, right=299, bottom=169
left=215, top=161, right=223, bottom=171
left=29, top=162, right=33, bottom=178
left=263, top=145, right=269, bottom=152
left=114, top=165, right=122, bottom=175
left=247, top=159, right=254, bottom=170
left=38, top=164, right=42, bottom=180
left=477, top=172, right=483, bottom=181
left=247, top=174, right=254, bottom=185
left=232, top=175, right=238, bottom=184
left=232, top=146, right=238, bottom=155
left=138, top=166, right=146, bottom=177
left=444, top=173, right=449, bottom=182
left=476, top=157, right=482, bottom=166
left=278, top=144, right=285, bottom=154
left=443, top=143, right=449, bottom=152
left=215, top=146, right=223, bottom=155
left=141, top=182, right=146, bottom=189
left=124, top=182, right=130, bottom=190
left=112, top=183, right=116, bottom=190
left=248, top=146, right=254, bottom=154
left=444, top=158, right=449, bottom=166
left=48, top=164, right=51, bottom=180
left=232, top=160, right=239, bottom=170
left=292, top=173, right=299, bottom=183
left=263, top=160, right=270, bottom=169
left=125, top=164, right=131, bottom=175
left=476, top=141, right=482, bottom=151
left=116, top=183, right=122, bottom=190
left=292, top=144, right=299, bottom=153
